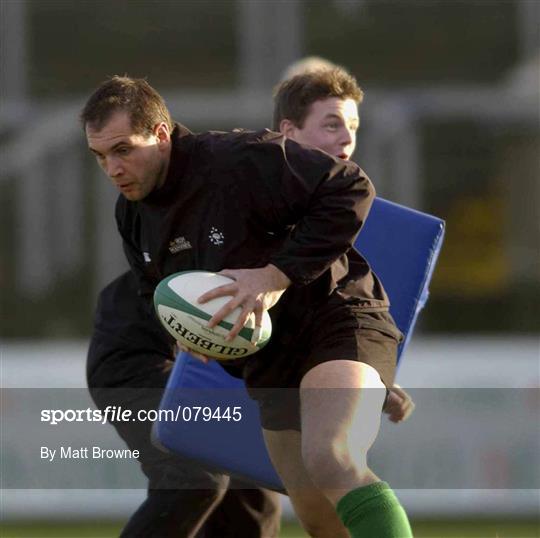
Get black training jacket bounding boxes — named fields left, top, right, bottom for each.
left=115, top=125, right=389, bottom=323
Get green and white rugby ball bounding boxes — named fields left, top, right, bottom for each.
left=154, top=271, right=272, bottom=360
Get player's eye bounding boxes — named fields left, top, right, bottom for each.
left=116, top=146, right=131, bottom=156
left=325, top=122, right=340, bottom=131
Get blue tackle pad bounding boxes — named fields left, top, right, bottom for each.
left=152, top=197, right=445, bottom=490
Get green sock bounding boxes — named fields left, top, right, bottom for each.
left=336, top=481, right=413, bottom=538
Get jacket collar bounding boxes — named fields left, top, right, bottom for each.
left=143, top=123, right=194, bottom=205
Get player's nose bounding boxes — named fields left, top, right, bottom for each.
left=340, top=127, right=354, bottom=146
left=105, top=157, right=124, bottom=178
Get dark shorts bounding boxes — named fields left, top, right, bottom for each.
left=238, top=301, right=403, bottom=431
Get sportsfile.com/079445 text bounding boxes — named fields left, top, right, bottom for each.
left=40, top=405, right=243, bottom=425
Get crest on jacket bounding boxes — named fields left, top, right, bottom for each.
left=208, top=227, right=225, bottom=246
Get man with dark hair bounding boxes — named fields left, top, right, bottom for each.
left=84, top=74, right=412, bottom=538
left=85, top=77, right=282, bottom=538
left=253, top=65, right=414, bottom=537
left=274, top=65, right=415, bottom=423
left=82, top=75, right=174, bottom=135
left=272, top=66, right=363, bottom=135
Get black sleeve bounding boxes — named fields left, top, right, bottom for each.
left=86, top=271, right=174, bottom=387
left=241, top=131, right=375, bottom=285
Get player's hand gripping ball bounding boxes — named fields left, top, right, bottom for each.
left=154, top=271, right=272, bottom=360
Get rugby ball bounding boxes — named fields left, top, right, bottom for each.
left=153, top=271, right=272, bottom=360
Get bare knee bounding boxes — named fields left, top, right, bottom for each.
left=302, top=440, right=367, bottom=490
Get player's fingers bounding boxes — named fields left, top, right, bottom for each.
left=401, top=400, right=416, bottom=421
left=217, top=269, right=238, bottom=281
left=226, top=300, right=255, bottom=341
left=207, top=296, right=244, bottom=328
left=384, top=397, right=404, bottom=421
left=392, top=405, right=408, bottom=422
left=390, top=385, right=409, bottom=400
left=193, top=354, right=211, bottom=364
left=383, top=389, right=400, bottom=413
left=190, top=352, right=211, bottom=364
left=198, top=283, right=237, bottom=304
left=398, top=391, right=414, bottom=412
left=386, top=386, right=415, bottom=419
left=390, top=398, right=415, bottom=423
left=176, top=342, right=210, bottom=364
left=251, top=304, right=264, bottom=345
left=176, top=342, right=190, bottom=354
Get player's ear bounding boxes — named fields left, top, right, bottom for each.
left=154, top=122, right=171, bottom=145
left=279, top=119, right=298, bottom=138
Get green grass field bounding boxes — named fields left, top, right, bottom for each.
left=1, top=519, right=539, bottom=538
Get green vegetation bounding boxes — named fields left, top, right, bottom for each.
left=1, top=519, right=539, bottom=538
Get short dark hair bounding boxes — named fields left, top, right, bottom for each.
left=273, top=67, right=364, bottom=130
left=80, top=76, right=173, bottom=134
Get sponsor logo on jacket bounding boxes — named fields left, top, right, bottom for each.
left=169, top=236, right=192, bottom=254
